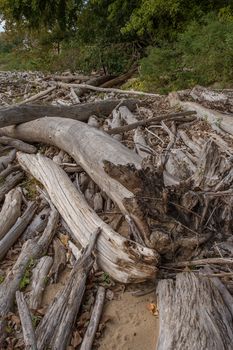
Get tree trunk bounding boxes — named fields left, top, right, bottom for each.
left=17, top=152, right=158, bottom=283
left=156, top=272, right=233, bottom=350
left=0, top=99, right=138, bottom=127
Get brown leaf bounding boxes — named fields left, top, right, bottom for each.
left=71, top=331, right=82, bottom=347
left=147, top=303, right=158, bottom=316
left=58, top=233, right=69, bottom=247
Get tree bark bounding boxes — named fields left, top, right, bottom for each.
left=35, top=230, right=99, bottom=350
left=0, top=99, right=138, bottom=127
left=156, top=272, right=233, bottom=350
left=0, top=187, right=22, bottom=240
left=17, top=152, right=158, bottom=283
left=80, top=286, right=105, bottom=350
left=16, top=291, right=38, bottom=350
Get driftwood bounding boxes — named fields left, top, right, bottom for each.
left=0, top=149, right=16, bottom=171
left=0, top=99, right=138, bottom=127
left=35, top=230, right=99, bottom=350
left=0, top=171, right=24, bottom=202
left=75, top=75, right=116, bottom=96
left=156, top=272, right=233, bottom=350
left=18, top=86, right=56, bottom=105
left=0, top=187, right=22, bottom=240
left=0, top=207, right=59, bottom=346
left=0, top=201, right=37, bottom=260
left=28, top=256, right=53, bottom=310
left=0, top=136, right=37, bottom=153
left=46, top=74, right=90, bottom=82
left=101, top=67, right=137, bottom=88
left=17, top=152, right=158, bottom=283
left=3, top=117, right=151, bottom=244
left=49, top=238, right=66, bottom=282
left=80, top=286, right=105, bottom=350
left=16, top=291, right=38, bottom=350
left=0, top=164, right=21, bottom=179
left=22, top=207, right=50, bottom=241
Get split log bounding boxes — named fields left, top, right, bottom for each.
left=0, top=187, right=22, bottom=240
left=17, top=86, right=56, bottom=105
left=0, top=99, right=138, bottom=127
left=16, top=291, right=38, bottom=350
left=22, top=207, right=50, bottom=241
left=0, top=136, right=37, bottom=153
left=156, top=272, right=233, bottom=350
left=0, top=171, right=24, bottom=202
left=168, top=92, right=233, bottom=136
left=17, top=152, right=158, bottom=283
left=0, top=149, right=16, bottom=171
left=35, top=230, right=99, bottom=350
left=49, top=238, right=66, bottom=283
left=0, top=201, right=37, bottom=260
left=0, top=207, right=59, bottom=346
left=3, top=117, right=151, bottom=244
left=28, top=256, right=53, bottom=310
left=80, top=286, right=105, bottom=350
left=58, top=82, right=160, bottom=97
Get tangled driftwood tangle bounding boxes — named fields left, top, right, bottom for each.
left=0, top=71, right=233, bottom=349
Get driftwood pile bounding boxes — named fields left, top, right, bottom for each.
left=0, top=72, right=233, bottom=349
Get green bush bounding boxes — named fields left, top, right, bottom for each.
left=140, top=15, right=233, bottom=93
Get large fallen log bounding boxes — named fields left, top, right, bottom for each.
left=2, top=117, right=151, bottom=244
left=0, top=187, right=22, bottom=240
left=17, top=152, right=159, bottom=283
left=0, top=99, right=138, bottom=127
left=35, top=230, right=99, bottom=350
left=156, top=272, right=233, bottom=350
left=0, top=206, right=59, bottom=346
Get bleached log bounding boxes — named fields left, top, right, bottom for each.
left=2, top=117, right=150, bottom=244
left=0, top=171, right=24, bottom=202
left=0, top=99, right=138, bottom=127
left=16, top=291, right=38, bottom=350
left=28, top=256, right=53, bottom=310
left=0, top=187, right=22, bottom=240
left=0, top=201, right=37, bottom=260
left=68, top=240, right=81, bottom=261
left=0, top=207, right=59, bottom=346
left=35, top=231, right=99, bottom=350
left=80, top=286, right=105, bottom=350
left=156, top=272, right=233, bottom=350
left=17, top=153, right=159, bottom=283
left=0, top=136, right=37, bottom=153
left=22, top=207, right=50, bottom=241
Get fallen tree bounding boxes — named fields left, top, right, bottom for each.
left=0, top=99, right=138, bottom=128
left=17, top=152, right=159, bottom=283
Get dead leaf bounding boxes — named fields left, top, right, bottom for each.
left=71, top=331, right=82, bottom=347
left=147, top=303, right=158, bottom=316
left=58, top=233, right=69, bottom=247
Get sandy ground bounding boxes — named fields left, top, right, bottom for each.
left=98, top=291, right=159, bottom=350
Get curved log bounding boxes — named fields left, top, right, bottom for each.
left=17, top=152, right=158, bottom=283
left=0, top=187, right=22, bottom=240
left=0, top=99, right=138, bottom=127
left=2, top=117, right=150, bottom=244
left=156, top=272, right=233, bottom=350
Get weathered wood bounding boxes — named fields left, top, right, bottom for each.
left=0, top=164, right=21, bottom=179
left=156, top=272, right=233, bottom=350
left=80, top=286, right=105, bottom=350
left=0, top=136, right=37, bottom=153
left=17, top=152, right=158, bottom=283
left=75, top=75, right=116, bottom=96
left=49, top=238, right=66, bottom=283
left=16, top=291, right=38, bottom=350
left=0, top=99, right=138, bottom=127
left=0, top=149, right=16, bottom=171
left=3, top=117, right=150, bottom=244
left=0, top=201, right=37, bottom=260
left=163, top=257, right=233, bottom=268
left=35, top=230, right=99, bottom=350
left=22, top=207, right=50, bottom=241
left=0, top=187, right=22, bottom=240
left=101, top=67, right=137, bottom=88
left=0, top=207, right=59, bottom=346
left=18, top=86, right=56, bottom=105
left=0, top=171, right=24, bottom=202
left=28, top=256, right=53, bottom=310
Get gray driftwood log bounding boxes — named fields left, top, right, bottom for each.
left=35, top=230, right=99, bottom=350
left=0, top=207, right=59, bottom=346
left=0, top=187, right=22, bottom=239
left=0, top=99, right=138, bottom=127
left=16, top=291, right=38, bottom=350
left=0, top=136, right=37, bottom=153
left=156, top=272, right=233, bottom=350
left=0, top=171, right=24, bottom=202
left=2, top=117, right=151, bottom=245
left=22, top=207, right=50, bottom=241
left=17, top=152, right=158, bottom=283
left=0, top=201, right=37, bottom=260
left=80, top=286, right=105, bottom=350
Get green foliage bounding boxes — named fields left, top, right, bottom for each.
left=140, top=15, right=233, bottom=93
left=19, top=258, right=34, bottom=290
left=0, top=275, right=4, bottom=284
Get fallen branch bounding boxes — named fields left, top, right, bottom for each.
left=17, top=86, right=57, bottom=105
left=16, top=291, right=38, bottom=350
left=80, top=286, right=105, bottom=350
left=163, top=257, right=233, bottom=268
left=0, top=171, right=24, bottom=202
left=0, top=136, right=37, bottom=153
